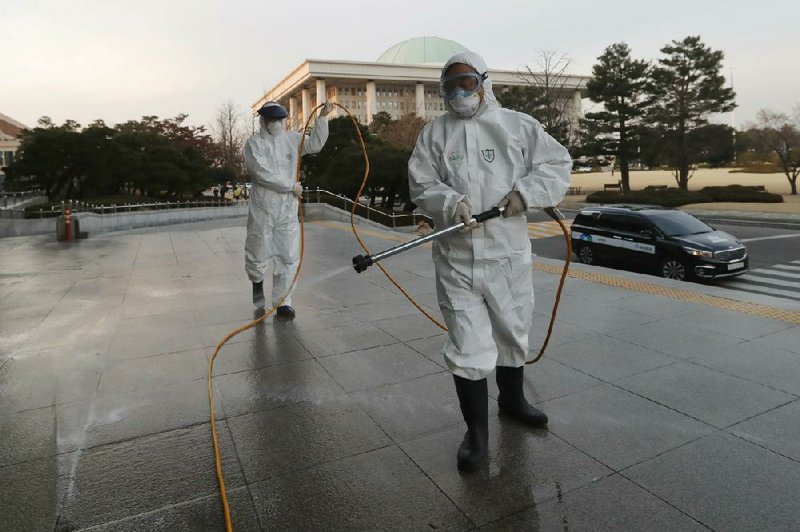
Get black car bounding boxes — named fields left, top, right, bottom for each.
left=570, top=205, right=748, bottom=281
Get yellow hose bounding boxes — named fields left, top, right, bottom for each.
left=208, top=103, right=570, bottom=530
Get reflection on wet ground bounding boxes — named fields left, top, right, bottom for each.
left=2, top=220, right=800, bottom=530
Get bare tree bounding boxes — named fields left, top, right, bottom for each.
left=750, top=108, right=800, bottom=195
left=376, top=113, right=427, bottom=152
left=211, top=99, right=247, bottom=177
left=509, top=50, right=583, bottom=149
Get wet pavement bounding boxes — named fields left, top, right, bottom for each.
left=2, top=216, right=800, bottom=531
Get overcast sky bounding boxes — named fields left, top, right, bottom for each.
left=4, top=0, right=798, bottom=132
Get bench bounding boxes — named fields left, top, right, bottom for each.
left=567, top=186, right=582, bottom=195
left=753, top=185, right=766, bottom=191
left=644, top=185, right=668, bottom=191
left=603, top=182, right=621, bottom=191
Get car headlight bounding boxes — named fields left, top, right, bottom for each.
left=682, top=247, right=713, bottom=258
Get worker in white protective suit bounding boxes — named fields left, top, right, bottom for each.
left=408, top=52, right=572, bottom=471
left=243, top=101, right=331, bottom=319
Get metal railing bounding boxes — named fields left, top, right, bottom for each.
left=1, top=197, right=246, bottom=219
left=303, top=187, right=431, bottom=229
left=1, top=190, right=44, bottom=209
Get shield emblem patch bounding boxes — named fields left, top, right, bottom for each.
left=481, top=149, right=495, bottom=163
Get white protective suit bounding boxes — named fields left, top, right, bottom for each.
left=408, top=52, right=572, bottom=380
left=243, top=114, right=328, bottom=306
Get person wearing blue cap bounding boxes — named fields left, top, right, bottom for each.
left=243, top=100, right=332, bottom=318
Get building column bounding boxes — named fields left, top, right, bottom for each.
left=289, top=96, right=298, bottom=130
left=571, top=90, right=584, bottom=118
left=415, top=83, right=425, bottom=119
left=315, top=79, right=327, bottom=111
left=301, top=88, right=311, bottom=128
left=366, top=81, right=377, bottom=124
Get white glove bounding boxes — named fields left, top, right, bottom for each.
left=452, top=198, right=479, bottom=232
left=293, top=182, right=303, bottom=197
left=498, top=191, right=526, bottom=218
left=319, top=101, right=333, bottom=117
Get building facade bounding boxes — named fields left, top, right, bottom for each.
left=252, top=37, right=590, bottom=130
left=0, top=113, right=29, bottom=189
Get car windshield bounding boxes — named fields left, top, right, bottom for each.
left=646, top=211, right=713, bottom=236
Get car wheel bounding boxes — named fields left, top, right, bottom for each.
left=576, top=243, right=595, bottom=265
left=660, top=257, right=689, bottom=281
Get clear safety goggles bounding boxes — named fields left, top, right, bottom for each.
left=439, top=71, right=487, bottom=99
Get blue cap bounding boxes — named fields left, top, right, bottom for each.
left=257, top=101, right=288, bottom=120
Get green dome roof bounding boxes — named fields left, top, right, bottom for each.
left=376, top=37, right=470, bottom=65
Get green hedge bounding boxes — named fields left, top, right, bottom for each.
left=585, top=185, right=783, bottom=207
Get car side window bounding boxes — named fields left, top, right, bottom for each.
left=619, top=216, right=651, bottom=234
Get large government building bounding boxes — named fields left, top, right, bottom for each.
left=252, top=36, right=589, bottom=129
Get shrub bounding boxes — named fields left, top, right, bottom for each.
left=585, top=185, right=782, bottom=207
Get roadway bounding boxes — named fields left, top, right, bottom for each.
left=527, top=211, right=800, bottom=305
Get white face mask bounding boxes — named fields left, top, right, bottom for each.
left=448, top=93, right=481, bottom=118
left=266, top=120, right=284, bottom=136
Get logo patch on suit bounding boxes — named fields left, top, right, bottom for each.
left=285, top=153, right=293, bottom=160
left=481, top=149, right=495, bottom=163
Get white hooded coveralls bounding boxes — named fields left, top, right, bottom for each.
left=408, top=52, right=572, bottom=380
left=243, top=115, right=328, bottom=306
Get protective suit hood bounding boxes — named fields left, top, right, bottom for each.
left=442, top=52, right=501, bottom=119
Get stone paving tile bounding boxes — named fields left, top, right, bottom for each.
left=606, top=319, right=745, bottom=360
left=206, top=324, right=313, bottom=376
left=528, top=317, right=596, bottom=349
left=214, top=358, right=347, bottom=418
left=729, top=398, right=800, bottom=462
left=625, top=432, right=800, bottom=531
left=673, top=306, right=795, bottom=340
left=488, top=357, right=603, bottom=404
left=605, top=293, right=710, bottom=319
left=405, top=333, right=449, bottom=368
left=547, top=296, right=658, bottom=334
left=97, top=348, right=209, bottom=396
left=560, top=278, right=639, bottom=303
left=83, top=487, right=261, bottom=532
left=248, top=446, right=473, bottom=530
left=290, top=321, right=398, bottom=358
left=749, top=325, right=800, bottom=355
left=0, top=453, right=73, bottom=532
left=543, top=383, right=714, bottom=471
left=107, top=325, right=209, bottom=361
left=228, top=400, right=391, bottom=484
left=401, top=417, right=612, bottom=527
left=319, top=342, right=442, bottom=392
left=480, top=473, right=706, bottom=532
left=80, top=379, right=226, bottom=450
left=0, top=406, right=64, bottom=467
left=689, top=340, right=800, bottom=395
left=371, top=312, right=445, bottom=342
left=544, top=335, right=677, bottom=382
left=351, top=371, right=467, bottom=443
left=57, top=422, right=244, bottom=530
left=616, top=361, right=796, bottom=428
left=0, top=350, right=103, bottom=412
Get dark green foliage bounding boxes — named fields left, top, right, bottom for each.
left=302, top=115, right=420, bottom=211
left=5, top=115, right=221, bottom=199
left=583, top=43, right=649, bottom=191
left=586, top=185, right=783, bottom=207
left=644, top=36, right=736, bottom=190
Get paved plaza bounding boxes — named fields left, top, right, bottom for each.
left=2, top=216, right=799, bottom=531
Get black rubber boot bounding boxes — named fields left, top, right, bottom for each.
left=252, top=282, right=265, bottom=308
left=496, top=366, right=548, bottom=427
left=453, top=375, right=489, bottom=472
left=276, top=305, right=295, bottom=320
